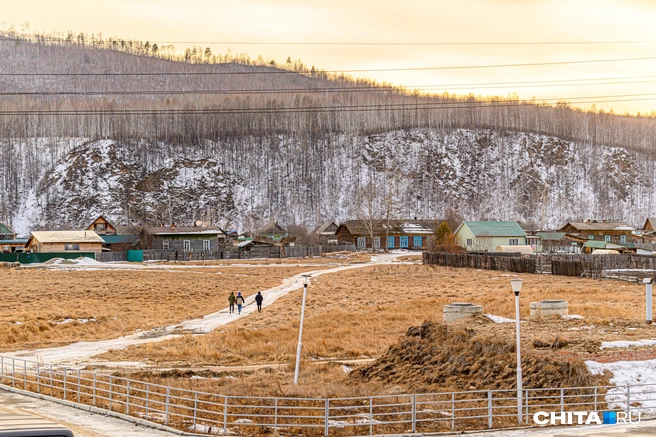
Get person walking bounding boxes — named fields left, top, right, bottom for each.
left=255, top=291, right=263, bottom=312
left=228, top=291, right=236, bottom=314
left=235, top=292, right=246, bottom=315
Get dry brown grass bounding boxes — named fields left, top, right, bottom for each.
left=0, top=265, right=329, bottom=351
left=103, top=264, right=655, bottom=368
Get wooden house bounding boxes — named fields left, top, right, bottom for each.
left=0, top=223, right=28, bottom=253
left=535, top=231, right=586, bottom=254
left=454, top=221, right=527, bottom=252
left=557, top=220, right=635, bottom=246
left=315, top=221, right=339, bottom=245
left=141, top=225, right=227, bottom=252
left=26, top=231, right=104, bottom=253
left=643, top=218, right=656, bottom=233
left=255, top=222, right=295, bottom=245
left=85, top=216, right=117, bottom=236
left=336, top=220, right=442, bottom=250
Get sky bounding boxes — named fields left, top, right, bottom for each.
left=4, top=0, right=656, bottom=114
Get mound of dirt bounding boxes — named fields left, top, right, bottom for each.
left=351, top=320, right=605, bottom=392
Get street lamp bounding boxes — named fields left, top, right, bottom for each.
left=644, top=278, right=653, bottom=324
left=294, top=274, right=311, bottom=385
left=510, top=278, right=523, bottom=425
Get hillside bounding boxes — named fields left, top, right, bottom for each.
left=1, top=35, right=656, bottom=232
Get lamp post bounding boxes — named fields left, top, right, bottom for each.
left=294, top=274, right=311, bottom=385
left=644, top=278, right=653, bottom=324
left=510, top=278, right=523, bottom=424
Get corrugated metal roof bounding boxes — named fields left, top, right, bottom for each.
left=30, top=231, right=104, bottom=243
left=339, top=220, right=442, bottom=236
left=143, top=226, right=226, bottom=235
left=535, top=232, right=566, bottom=240
left=0, top=222, right=15, bottom=236
left=462, top=221, right=527, bottom=237
left=0, top=239, right=28, bottom=245
left=101, top=235, right=139, bottom=245
left=582, top=240, right=607, bottom=249
left=315, top=221, right=338, bottom=235
left=561, top=221, right=635, bottom=232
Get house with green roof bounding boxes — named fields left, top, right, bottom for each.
left=0, top=223, right=28, bottom=253
left=454, top=221, right=527, bottom=252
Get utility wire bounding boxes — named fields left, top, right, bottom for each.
left=3, top=56, right=656, bottom=76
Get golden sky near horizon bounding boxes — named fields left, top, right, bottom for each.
left=4, top=0, right=656, bottom=114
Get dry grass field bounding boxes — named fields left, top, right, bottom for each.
left=99, top=262, right=656, bottom=397
left=0, top=265, right=331, bottom=351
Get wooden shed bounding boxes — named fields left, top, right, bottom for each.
left=26, top=231, right=104, bottom=253
left=85, top=215, right=117, bottom=236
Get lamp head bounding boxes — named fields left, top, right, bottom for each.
left=644, top=278, right=653, bottom=285
left=510, top=278, right=523, bottom=296
left=303, top=275, right=310, bottom=287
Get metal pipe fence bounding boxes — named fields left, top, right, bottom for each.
left=0, top=355, right=654, bottom=436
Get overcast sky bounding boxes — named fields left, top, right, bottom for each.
left=4, top=0, right=656, bottom=114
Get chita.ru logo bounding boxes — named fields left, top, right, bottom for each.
left=533, top=411, right=641, bottom=425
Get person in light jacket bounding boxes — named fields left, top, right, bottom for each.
left=235, top=292, right=245, bottom=315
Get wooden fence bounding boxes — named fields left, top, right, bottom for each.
left=424, top=252, right=656, bottom=280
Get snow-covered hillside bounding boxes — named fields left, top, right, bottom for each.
left=6, top=128, right=656, bottom=235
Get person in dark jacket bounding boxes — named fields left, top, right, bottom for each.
left=255, top=291, right=263, bottom=312
left=228, top=291, right=236, bottom=314
left=235, top=292, right=246, bottom=315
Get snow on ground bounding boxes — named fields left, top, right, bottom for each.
left=601, top=339, right=656, bottom=349
left=586, top=359, right=656, bottom=415
left=4, top=254, right=404, bottom=368
left=486, top=314, right=516, bottom=324
left=561, top=314, right=585, bottom=320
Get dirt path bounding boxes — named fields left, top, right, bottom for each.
left=5, top=253, right=409, bottom=368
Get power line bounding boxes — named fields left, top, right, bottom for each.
left=3, top=56, right=656, bottom=76
left=1, top=94, right=654, bottom=116
left=70, top=40, right=656, bottom=46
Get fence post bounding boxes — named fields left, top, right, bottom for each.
left=49, top=364, right=53, bottom=396
left=63, top=368, right=67, bottom=400
left=36, top=363, right=40, bottom=393
left=165, top=387, right=170, bottom=425
left=627, top=385, right=631, bottom=418
left=0, top=356, right=3, bottom=383
left=488, top=391, right=492, bottom=428
left=594, top=387, right=598, bottom=411
left=525, top=390, right=529, bottom=424
left=126, top=380, right=130, bottom=415
left=22, top=361, right=25, bottom=389
left=451, top=393, right=455, bottom=431
left=145, top=384, right=149, bottom=419
left=560, top=388, right=564, bottom=413
left=369, top=397, right=373, bottom=436
left=223, top=396, right=228, bottom=436
left=411, top=394, right=416, bottom=433
left=77, top=370, right=81, bottom=403
left=11, top=359, right=15, bottom=388
left=274, top=398, right=278, bottom=434
left=93, top=374, right=96, bottom=406
left=324, top=399, right=330, bottom=437
left=193, top=392, right=198, bottom=430
left=109, top=376, right=113, bottom=411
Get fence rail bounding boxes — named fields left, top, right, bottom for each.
left=0, top=356, right=653, bottom=436
left=424, top=252, right=656, bottom=281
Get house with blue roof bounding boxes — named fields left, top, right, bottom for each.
left=454, top=221, right=527, bottom=252
left=0, top=223, right=28, bottom=252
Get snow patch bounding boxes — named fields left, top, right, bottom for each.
left=601, top=339, right=656, bottom=349
left=586, top=359, right=656, bottom=414
left=485, top=314, right=516, bottom=324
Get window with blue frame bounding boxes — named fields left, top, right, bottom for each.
left=413, top=236, right=422, bottom=247
left=400, top=236, right=409, bottom=248
left=388, top=236, right=395, bottom=248
left=620, top=235, right=626, bottom=244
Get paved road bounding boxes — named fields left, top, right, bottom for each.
left=449, top=419, right=656, bottom=437
left=0, top=389, right=195, bottom=437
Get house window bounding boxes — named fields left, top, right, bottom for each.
left=372, top=237, right=380, bottom=249
left=357, top=236, right=367, bottom=249
left=400, top=236, right=409, bottom=248
left=64, top=244, right=80, bottom=251
left=466, top=239, right=473, bottom=246
left=604, top=235, right=611, bottom=242
left=509, top=238, right=519, bottom=246
left=96, top=223, right=105, bottom=230
left=620, top=235, right=626, bottom=244
left=588, top=235, right=595, bottom=239
left=162, top=240, right=170, bottom=250
left=387, top=236, right=395, bottom=249
left=203, top=240, right=211, bottom=251
left=183, top=240, right=191, bottom=252
left=413, top=236, right=422, bottom=247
